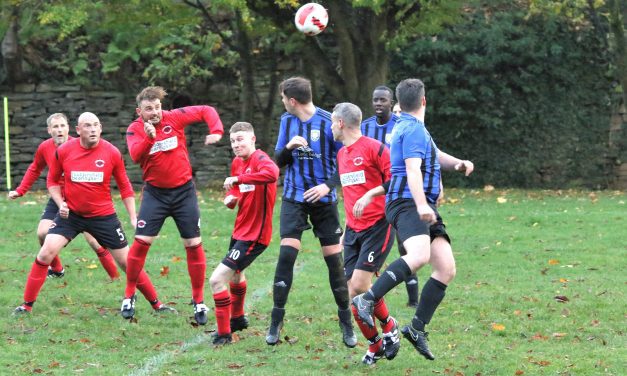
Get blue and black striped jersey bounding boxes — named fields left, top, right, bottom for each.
left=387, top=113, right=441, bottom=204
left=360, top=114, right=398, bottom=148
left=275, top=107, right=344, bottom=203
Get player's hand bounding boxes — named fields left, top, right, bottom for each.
left=455, top=160, right=474, bottom=176
left=223, top=176, right=239, bottom=190
left=303, top=183, right=330, bottom=203
left=59, top=202, right=70, bottom=219
left=8, top=191, right=21, bottom=200
left=286, top=136, right=308, bottom=150
left=224, top=195, right=239, bottom=209
left=130, top=217, right=138, bottom=229
left=144, top=121, right=156, bottom=139
left=205, top=134, right=222, bottom=145
left=417, top=203, right=436, bottom=225
left=353, top=193, right=373, bottom=218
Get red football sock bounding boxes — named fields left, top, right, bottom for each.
left=95, top=247, right=120, bottom=280
left=351, top=305, right=379, bottom=342
left=49, top=255, right=63, bottom=273
left=125, top=238, right=151, bottom=298
left=186, top=243, right=206, bottom=303
left=136, top=270, right=160, bottom=307
left=23, top=258, right=50, bottom=306
left=374, top=298, right=395, bottom=332
left=213, top=289, right=231, bottom=335
left=229, top=280, right=247, bottom=318
left=369, top=338, right=384, bottom=354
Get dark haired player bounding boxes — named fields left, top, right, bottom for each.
left=14, top=112, right=167, bottom=314
left=331, top=102, right=401, bottom=365
left=9, top=112, right=119, bottom=281
left=353, top=79, right=473, bottom=361
left=122, top=86, right=224, bottom=324
left=209, top=122, right=279, bottom=345
left=267, top=76, right=356, bottom=347
left=361, top=86, right=419, bottom=308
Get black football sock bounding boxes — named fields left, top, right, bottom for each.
left=324, top=253, right=350, bottom=310
left=405, top=274, right=419, bottom=303
left=364, top=258, right=412, bottom=301
left=412, top=277, right=447, bottom=331
left=272, top=245, right=298, bottom=309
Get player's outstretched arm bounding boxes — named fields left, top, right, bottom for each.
left=438, top=151, right=474, bottom=176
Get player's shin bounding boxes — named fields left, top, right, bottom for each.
left=229, top=280, right=247, bottom=318
left=95, top=247, right=120, bottom=279
left=324, top=253, right=350, bottom=310
left=213, top=289, right=231, bottom=335
left=365, top=258, right=412, bottom=301
left=185, top=243, right=206, bottom=304
left=23, top=259, right=50, bottom=308
left=413, top=277, right=447, bottom=331
left=124, top=238, right=151, bottom=298
left=272, top=245, right=298, bottom=309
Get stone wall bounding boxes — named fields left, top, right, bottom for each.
left=0, top=84, right=236, bottom=193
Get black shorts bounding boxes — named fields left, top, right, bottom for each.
left=135, top=180, right=201, bottom=239
left=386, top=199, right=450, bottom=245
left=40, top=198, right=59, bottom=221
left=221, top=238, right=267, bottom=272
left=279, top=199, right=343, bottom=246
left=343, top=218, right=395, bottom=280
left=47, top=212, right=128, bottom=250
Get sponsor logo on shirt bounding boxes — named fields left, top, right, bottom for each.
left=70, top=171, right=104, bottom=183
left=353, top=157, right=364, bottom=166
left=340, top=170, right=366, bottom=186
left=162, top=125, right=173, bottom=134
left=310, top=129, right=320, bottom=142
left=295, top=146, right=321, bottom=160
left=239, top=184, right=255, bottom=193
left=149, top=136, right=178, bottom=154
left=95, top=159, right=105, bottom=168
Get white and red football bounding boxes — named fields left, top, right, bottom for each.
left=294, top=3, right=328, bottom=36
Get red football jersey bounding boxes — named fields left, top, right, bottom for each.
left=126, top=106, right=224, bottom=188
left=226, top=150, right=279, bottom=246
left=337, top=136, right=391, bottom=232
left=15, top=137, right=74, bottom=196
left=47, top=138, right=134, bottom=217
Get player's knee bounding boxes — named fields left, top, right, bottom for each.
left=348, top=277, right=369, bottom=298
left=209, top=274, right=226, bottom=293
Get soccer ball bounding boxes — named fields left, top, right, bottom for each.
left=294, top=3, right=328, bottom=36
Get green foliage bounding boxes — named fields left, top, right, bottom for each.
left=391, top=7, right=612, bottom=188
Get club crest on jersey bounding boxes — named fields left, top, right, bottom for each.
left=245, top=168, right=252, bottom=174
left=310, top=129, right=320, bottom=142
left=95, top=159, right=105, bottom=168
left=353, top=157, right=364, bottom=166
left=162, top=125, right=173, bottom=134
left=385, top=133, right=392, bottom=145
left=137, top=220, right=146, bottom=228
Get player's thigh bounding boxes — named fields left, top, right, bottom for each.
left=358, top=219, right=395, bottom=273
left=37, top=219, right=55, bottom=239
left=84, top=214, right=129, bottom=251
left=386, top=199, right=429, bottom=247
left=350, top=269, right=376, bottom=296
left=46, top=214, right=83, bottom=245
left=221, top=240, right=267, bottom=272
left=40, top=198, right=59, bottom=221
left=38, top=234, right=70, bottom=262
left=309, top=202, right=342, bottom=245
left=171, top=187, right=201, bottom=239
left=136, top=189, right=169, bottom=237
left=279, top=200, right=311, bottom=240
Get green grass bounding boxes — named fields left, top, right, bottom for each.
left=0, top=188, right=625, bottom=375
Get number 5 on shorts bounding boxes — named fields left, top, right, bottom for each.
left=116, top=228, right=125, bottom=241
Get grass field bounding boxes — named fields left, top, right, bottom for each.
left=0, top=188, right=625, bottom=375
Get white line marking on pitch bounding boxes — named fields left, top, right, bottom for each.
left=129, top=262, right=305, bottom=376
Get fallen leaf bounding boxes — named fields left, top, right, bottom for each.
left=590, top=320, right=600, bottom=327
left=227, top=363, right=244, bottom=369
left=554, top=295, right=569, bottom=303
left=284, top=335, right=299, bottom=345
left=559, top=278, right=568, bottom=283
left=160, top=266, right=170, bottom=277
left=79, top=338, right=91, bottom=343
left=548, top=259, right=560, bottom=265
left=484, top=185, right=495, bottom=192
left=497, top=197, right=507, bottom=204
left=513, top=310, right=522, bottom=316
left=491, top=323, right=505, bottom=331
left=86, top=264, right=98, bottom=269
left=531, top=333, right=548, bottom=341
left=49, top=361, right=60, bottom=368
left=171, top=256, right=182, bottom=263
left=552, top=333, right=567, bottom=338
left=515, top=371, right=524, bottom=375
